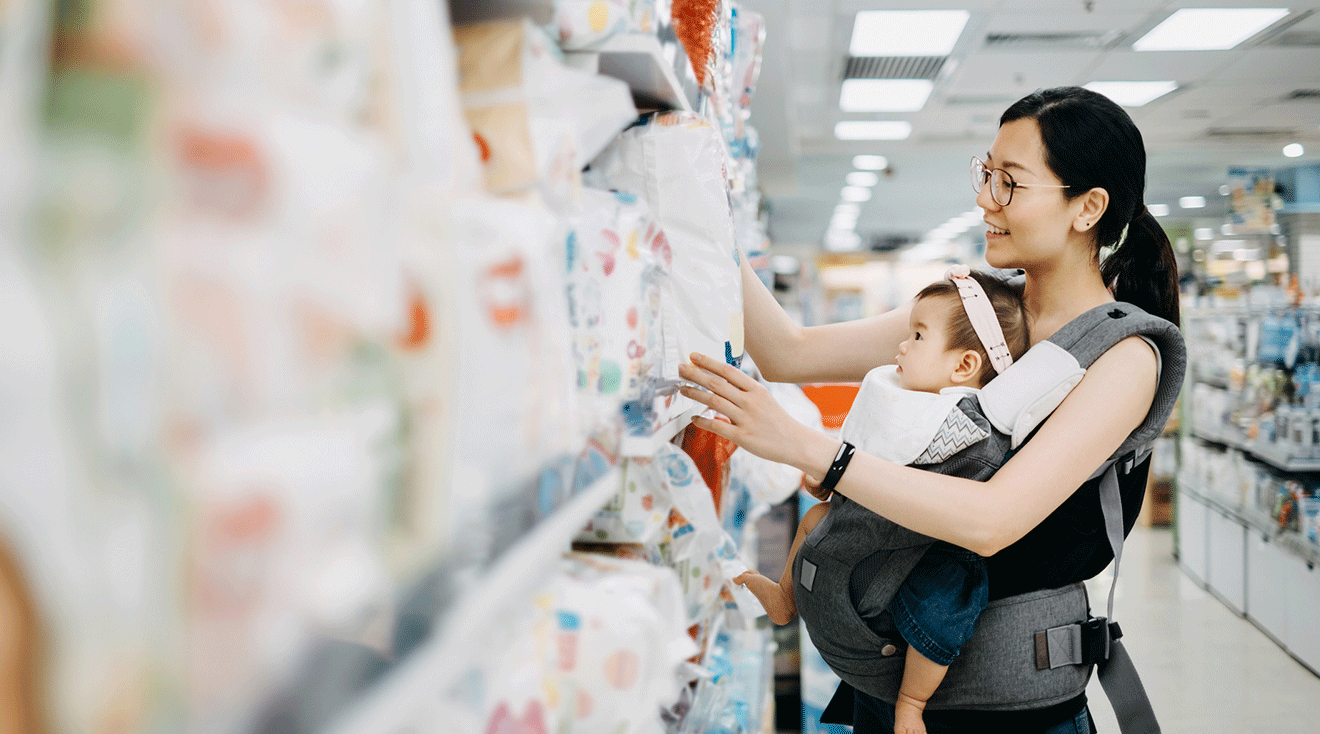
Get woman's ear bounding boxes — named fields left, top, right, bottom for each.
left=1072, top=187, right=1110, bottom=233
left=950, top=350, right=983, bottom=386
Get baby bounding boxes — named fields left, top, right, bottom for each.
left=734, top=267, right=1029, bottom=734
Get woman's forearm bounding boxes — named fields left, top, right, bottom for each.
left=739, top=253, right=806, bottom=382
left=789, top=428, right=1007, bottom=555
left=739, top=253, right=913, bottom=384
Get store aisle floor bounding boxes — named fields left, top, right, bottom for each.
left=1083, top=525, right=1320, bottom=734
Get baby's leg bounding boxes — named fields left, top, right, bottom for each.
left=733, top=501, right=829, bottom=625
left=893, top=646, right=948, bottom=734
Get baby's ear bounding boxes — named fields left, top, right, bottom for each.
left=951, top=350, right=983, bottom=385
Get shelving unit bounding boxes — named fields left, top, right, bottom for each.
left=1176, top=483, right=1320, bottom=676
left=1180, top=307, right=1320, bottom=679
left=1189, top=426, right=1320, bottom=473
left=565, top=33, right=696, bottom=112
left=324, top=468, right=624, bottom=734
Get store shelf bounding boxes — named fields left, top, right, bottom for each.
left=448, top=0, right=554, bottom=25
left=1180, top=483, right=1320, bottom=567
left=323, top=466, right=624, bottom=734
left=620, top=400, right=703, bottom=457
left=564, top=33, right=696, bottom=112
left=1189, top=426, right=1320, bottom=473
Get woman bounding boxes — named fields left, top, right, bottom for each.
left=677, top=86, right=1182, bottom=733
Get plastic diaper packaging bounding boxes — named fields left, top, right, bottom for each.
left=564, top=187, right=671, bottom=431
left=648, top=444, right=765, bottom=624
left=546, top=0, right=654, bottom=50
left=578, top=455, right=675, bottom=543
left=449, top=197, right=579, bottom=561
left=544, top=553, right=696, bottom=734
left=453, top=18, right=637, bottom=209
left=585, top=111, right=744, bottom=384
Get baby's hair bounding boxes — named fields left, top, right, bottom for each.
left=916, top=271, right=1029, bottom=387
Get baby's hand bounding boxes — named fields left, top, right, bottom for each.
left=802, top=473, right=831, bottom=502
left=732, top=570, right=762, bottom=586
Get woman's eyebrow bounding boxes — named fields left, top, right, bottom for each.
left=985, top=153, right=1031, bottom=174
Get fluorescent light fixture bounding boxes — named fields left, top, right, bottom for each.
left=831, top=211, right=859, bottom=225
left=1219, top=185, right=1231, bottom=196
left=840, top=79, right=933, bottom=112
left=1284, top=143, right=1305, bottom=157
left=1083, top=81, right=1178, bottom=107
left=846, top=171, right=881, bottom=187
left=834, top=121, right=912, bottom=140
left=834, top=203, right=861, bottom=216
left=853, top=155, right=889, bottom=170
left=1148, top=204, right=1170, bottom=217
left=1222, top=223, right=1235, bottom=235
left=841, top=186, right=873, bottom=202
left=1179, top=196, right=1206, bottom=209
left=1195, top=228, right=1214, bottom=240
left=1133, top=8, right=1290, bottom=51
left=850, top=10, right=970, bottom=56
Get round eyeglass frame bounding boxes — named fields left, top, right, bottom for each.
left=970, top=156, right=1071, bottom=207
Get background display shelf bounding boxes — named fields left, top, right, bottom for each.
left=1189, top=426, right=1320, bottom=473
left=565, top=33, right=697, bottom=112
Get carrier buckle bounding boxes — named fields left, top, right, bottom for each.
left=1034, top=617, right=1122, bottom=670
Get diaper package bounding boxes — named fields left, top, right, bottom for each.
left=453, top=18, right=637, bottom=208
left=565, top=187, right=671, bottom=431
left=449, top=197, right=580, bottom=562
left=585, top=110, right=744, bottom=381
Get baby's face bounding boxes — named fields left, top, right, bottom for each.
left=895, top=297, right=966, bottom=393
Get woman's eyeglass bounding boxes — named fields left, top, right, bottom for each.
left=970, top=156, right=1071, bottom=207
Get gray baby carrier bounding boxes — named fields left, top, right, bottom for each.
left=793, top=302, right=1186, bottom=733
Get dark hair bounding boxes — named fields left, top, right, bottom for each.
left=916, top=271, right=1030, bottom=387
left=1000, top=87, right=1180, bottom=325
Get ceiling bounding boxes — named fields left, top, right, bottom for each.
left=742, top=0, right=1320, bottom=251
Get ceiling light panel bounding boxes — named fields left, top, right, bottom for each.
left=839, top=79, right=933, bottom=112
left=853, top=155, right=889, bottom=170
left=850, top=10, right=970, bottom=56
left=1133, top=8, right=1290, bottom=52
left=1148, top=204, right=1170, bottom=217
left=1084, top=81, right=1178, bottom=107
left=841, top=186, right=873, bottom=202
left=846, top=171, right=881, bottom=187
left=1180, top=196, right=1207, bottom=209
left=834, top=121, right=913, bottom=140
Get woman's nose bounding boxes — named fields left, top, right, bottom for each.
left=976, top=179, right=999, bottom=211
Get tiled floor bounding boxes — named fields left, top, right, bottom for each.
left=1083, top=525, right=1320, bottom=734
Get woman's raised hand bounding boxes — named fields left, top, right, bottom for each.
left=678, top=352, right=827, bottom=472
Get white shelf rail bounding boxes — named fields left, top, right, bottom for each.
left=323, top=466, right=624, bottom=734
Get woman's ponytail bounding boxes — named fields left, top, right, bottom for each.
left=1101, top=205, right=1181, bottom=325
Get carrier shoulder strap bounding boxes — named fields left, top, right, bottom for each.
left=1027, top=302, right=1184, bottom=734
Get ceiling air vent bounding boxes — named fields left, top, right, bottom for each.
left=984, top=30, right=1121, bottom=50
left=1285, top=89, right=1320, bottom=100
left=844, top=56, right=946, bottom=80
left=1269, top=30, right=1320, bottom=46
left=1206, top=127, right=1296, bottom=140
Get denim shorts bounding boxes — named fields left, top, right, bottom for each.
left=889, top=542, right=989, bottom=666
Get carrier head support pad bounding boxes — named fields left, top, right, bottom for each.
left=977, top=302, right=1186, bottom=454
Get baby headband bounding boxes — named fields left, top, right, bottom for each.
left=945, top=265, right=1014, bottom=375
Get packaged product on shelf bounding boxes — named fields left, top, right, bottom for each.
left=546, top=0, right=658, bottom=49
left=649, top=444, right=764, bottom=623
left=180, top=411, right=397, bottom=729
left=677, top=614, right=772, bottom=734
left=585, top=110, right=744, bottom=391
left=579, top=454, right=676, bottom=543
left=453, top=18, right=637, bottom=209
left=565, top=187, right=670, bottom=431
left=461, top=553, right=695, bottom=734
left=449, top=197, right=580, bottom=561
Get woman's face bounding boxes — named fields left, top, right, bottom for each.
left=978, top=118, right=1081, bottom=270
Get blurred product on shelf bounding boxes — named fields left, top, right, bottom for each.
left=1, top=0, right=777, bottom=731
left=454, top=17, right=637, bottom=208
left=546, top=0, right=657, bottom=49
